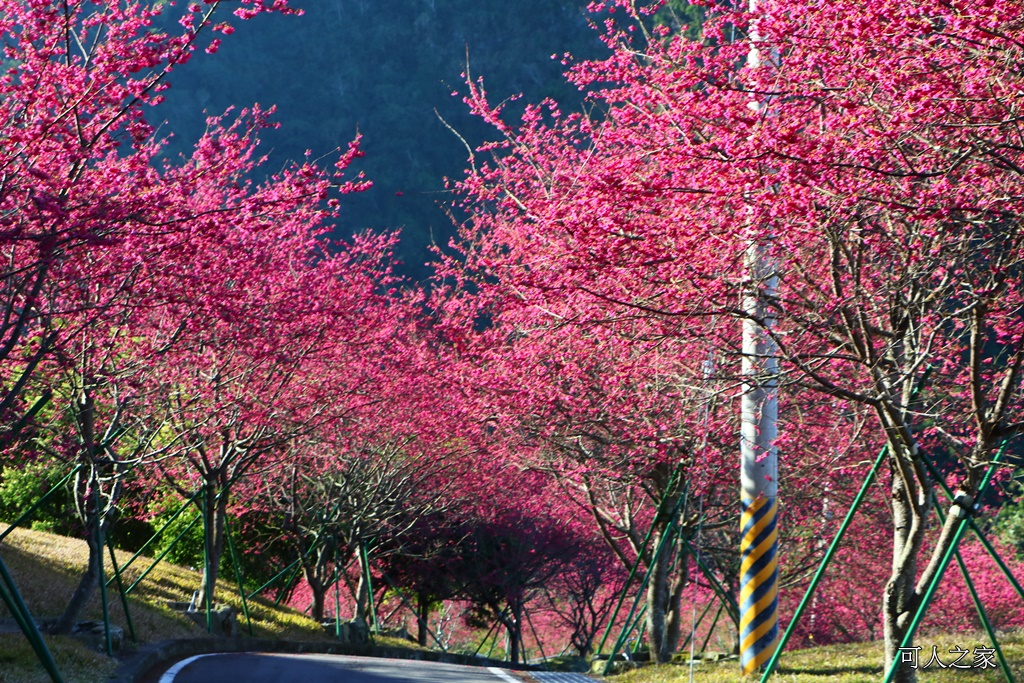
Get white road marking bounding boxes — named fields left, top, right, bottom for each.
left=531, top=673, right=596, bottom=682
left=487, top=666, right=522, bottom=683
left=159, top=653, right=222, bottom=683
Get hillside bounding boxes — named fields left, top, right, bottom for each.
left=0, top=525, right=343, bottom=683
left=153, top=0, right=610, bottom=282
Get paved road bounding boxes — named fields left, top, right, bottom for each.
left=158, top=653, right=525, bottom=683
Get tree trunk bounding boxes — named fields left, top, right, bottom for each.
left=300, top=546, right=332, bottom=623
left=307, top=574, right=326, bottom=623
left=52, top=390, right=104, bottom=635
left=52, top=458, right=119, bottom=635
left=51, top=517, right=104, bottom=634
left=645, top=529, right=688, bottom=663
left=417, top=590, right=430, bottom=647
left=500, top=599, right=523, bottom=664
left=354, top=569, right=369, bottom=624
left=199, top=484, right=228, bottom=609
left=882, top=450, right=926, bottom=683
left=882, top=447, right=983, bottom=683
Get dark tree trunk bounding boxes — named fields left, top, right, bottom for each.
left=307, top=575, right=326, bottom=623
left=50, top=518, right=104, bottom=635
left=645, top=528, right=688, bottom=663
left=499, top=599, right=523, bottom=664
left=417, top=590, right=430, bottom=647
left=199, top=483, right=229, bottom=609
left=300, top=545, right=332, bottom=623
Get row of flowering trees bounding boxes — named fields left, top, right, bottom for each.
left=0, top=1, right=621, bottom=660
left=1, top=0, right=1023, bottom=677
left=433, top=0, right=1024, bottom=677
left=0, top=0, right=427, bottom=634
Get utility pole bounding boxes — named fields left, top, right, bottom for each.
left=739, top=0, right=779, bottom=674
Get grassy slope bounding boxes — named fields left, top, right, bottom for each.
left=0, top=525, right=340, bottom=683
left=608, top=633, right=1024, bottom=683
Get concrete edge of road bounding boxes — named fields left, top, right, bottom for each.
left=111, top=636, right=536, bottom=683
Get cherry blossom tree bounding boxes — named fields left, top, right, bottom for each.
left=445, top=469, right=581, bottom=665
left=541, top=535, right=626, bottom=657
left=435, top=206, right=871, bottom=661
left=432, top=238, right=738, bottom=660
left=0, top=0, right=301, bottom=448
left=26, top=290, right=181, bottom=634
left=446, top=0, right=1024, bottom=677
left=0, top=0, right=323, bottom=633
left=140, top=182, right=395, bottom=608
left=268, top=425, right=463, bottom=624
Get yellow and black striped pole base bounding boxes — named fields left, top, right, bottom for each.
left=740, top=495, right=779, bottom=675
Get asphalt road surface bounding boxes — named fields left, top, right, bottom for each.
left=157, top=653, right=525, bottom=683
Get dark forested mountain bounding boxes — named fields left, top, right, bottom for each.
left=155, top=0, right=606, bottom=280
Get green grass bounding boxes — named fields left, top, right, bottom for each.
left=606, top=633, right=1024, bottom=683
left=0, top=633, right=118, bottom=683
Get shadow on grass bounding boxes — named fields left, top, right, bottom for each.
left=776, top=664, right=882, bottom=676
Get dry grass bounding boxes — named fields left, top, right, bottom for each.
left=0, top=525, right=330, bottom=641
left=0, top=524, right=334, bottom=682
left=608, top=631, right=1024, bottom=683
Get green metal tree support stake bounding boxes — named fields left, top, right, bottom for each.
left=0, top=464, right=83, bottom=545
left=760, top=368, right=937, bottom=681
left=487, top=619, right=503, bottom=660
left=0, top=554, right=65, bottom=683
left=224, top=517, right=254, bottom=636
left=614, top=516, right=712, bottom=663
left=0, top=574, right=34, bottom=642
left=882, top=445, right=1007, bottom=683
left=378, top=570, right=448, bottom=652
left=273, top=561, right=304, bottom=607
left=518, top=614, right=529, bottom=664
left=760, top=442, right=889, bottom=683
left=473, top=610, right=505, bottom=657
left=953, top=551, right=1015, bottom=683
left=935, top=504, right=1015, bottom=683
left=360, top=543, right=379, bottom=634
left=247, top=559, right=298, bottom=601
left=333, top=560, right=342, bottom=639
left=267, top=523, right=336, bottom=607
left=616, top=603, right=647, bottom=656
left=106, top=540, right=135, bottom=642
left=699, top=601, right=726, bottom=654
left=202, top=488, right=212, bottom=633
left=603, top=492, right=689, bottom=675
left=594, top=532, right=653, bottom=658
left=682, top=538, right=740, bottom=626
left=920, top=454, right=1024, bottom=604
left=0, top=461, right=80, bottom=682
left=596, top=471, right=684, bottom=656
left=630, top=604, right=648, bottom=654
left=678, top=599, right=716, bottom=653
left=105, top=489, right=204, bottom=586
left=125, top=515, right=201, bottom=595
left=2, top=389, right=52, bottom=447
left=523, top=604, right=548, bottom=663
